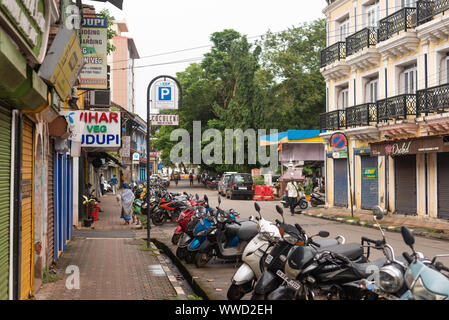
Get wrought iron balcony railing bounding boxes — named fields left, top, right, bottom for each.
left=417, top=0, right=449, bottom=25
left=378, top=8, right=417, bottom=42
left=320, top=110, right=346, bottom=131
left=320, top=41, right=346, bottom=68
left=345, top=103, right=378, bottom=127
left=377, top=94, right=417, bottom=122
left=417, top=83, right=449, bottom=114
left=346, top=27, right=377, bottom=56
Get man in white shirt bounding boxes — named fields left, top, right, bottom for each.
left=286, top=181, right=299, bottom=215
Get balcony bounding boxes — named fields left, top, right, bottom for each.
left=378, top=8, right=417, bottom=42
left=417, top=83, right=449, bottom=115
left=320, top=42, right=346, bottom=68
left=345, top=27, right=380, bottom=71
left=417, top=0, right=449, bottom=25
left=320, top=110, right=346, bottom=131
left=377, top=94, right=417, bottom=122
left=345, top=103, right=377, bottom=127
left=346, top=27, right=378, bottom=56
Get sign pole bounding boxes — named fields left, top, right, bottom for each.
left=331, top=132, right=353, bottom=218
left=146, top=75, right=183, bottom=248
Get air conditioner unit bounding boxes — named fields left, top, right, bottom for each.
left=90, top=90, right=111, bottom=107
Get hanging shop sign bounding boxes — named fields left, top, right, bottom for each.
left=61, top=111, right=121, bottom=148
left=122, top=136, right=131, bottom=157
left=38, top=28, right=84, bottom=100
left=150, top=114, right=179, bottom=126
left=151, top=78, right=179, bottom=110
left=0, top=0, right=54, bottom=65
left=370, top=136, right=446, bottom=157
left=78, top=15, right=108, bottom=89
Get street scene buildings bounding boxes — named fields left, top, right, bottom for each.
left=0, top=0, right=448, bottom=305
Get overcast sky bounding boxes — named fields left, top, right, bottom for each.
left=84, top=0, right=326, bottom=119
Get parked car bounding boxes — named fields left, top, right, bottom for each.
left=218, top=172, right=237, bottom=196
left=225, top=173, right=254, bottom=200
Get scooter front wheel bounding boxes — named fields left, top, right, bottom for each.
left=185, top=251, right=197, bottom=264
left=195, top=251, right=212, bottom=268
left=152, top=211, right=167, bottom=226
left=176, top=246, right=188, bottom=260
left=171, top=233, right=183, bottom=245
left=227, top=284, right=247, bottom=301
left=299, top=200, right=308, bottom=210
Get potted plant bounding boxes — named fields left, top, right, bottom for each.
left=83, top=195, right=97, bottom=225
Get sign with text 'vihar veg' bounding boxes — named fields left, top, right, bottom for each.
left=62, top=111, right=121, bottom=148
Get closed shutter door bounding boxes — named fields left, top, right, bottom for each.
left=334, top=159, right=348, bottom=207
left=46, top=140, right=54, bottom=267
left=361, top=156, right=379, bottom=210
left=437, top=153, right=449, bottom=220
left=0, top=106, right=11, bottom=300
left=20, top=116, right=33, bottom=300
left=395, top=155, right=417, bottom=215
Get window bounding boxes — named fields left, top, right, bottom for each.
left=339, top=18, right=350, bottom=41
left=369, top=79, right=378, bottom=103
left=402, top=0, right=416, bottom=7
left=366, top=1, right=380, bottom=27
left=446, top=56, right=449, bottom=84
left=338, top=88, right=349, bottom=109
left=402, top=64, right=417, bottom=94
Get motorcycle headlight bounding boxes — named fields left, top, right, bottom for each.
left=260, top=232, right=278, bottom=242
left=412, top=277, right=447, bottom=300
left=379, top=265, right=404, bottom=294
left=283, top=233, right=297, bottom=245
left=217, top=215, right=226, bottom=223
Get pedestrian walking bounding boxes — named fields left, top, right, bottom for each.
left=120, top=183, right=135, bottom=225
left=111, top=174, right=118, bottom=195
left=100, top=174, right=105, bottom=197
left=197, top=173, right=201, bottom=184
left=286, top=181, right=299, bottom=215
left=175, top=174, right=179, bottom=186
left=189, top=172, right=194, bottom=186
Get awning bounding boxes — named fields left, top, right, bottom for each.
left=260, top=130, right=324, bottom=146
left=279, top=169, right=303, bottom=182
left=280, top=143, right=325, bottom=162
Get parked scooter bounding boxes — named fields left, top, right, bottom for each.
left=194, top=196, right=258, bottom=268
left=172, top=194, right=208, bottom=245
left=228, top=202, right=282, bottom=300
left=310, top=187, right=325, bottom=207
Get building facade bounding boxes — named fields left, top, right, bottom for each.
left=320, top=0, right=449, bottom=220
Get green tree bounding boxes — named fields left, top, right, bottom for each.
left=99, top=9, right=118, bottom=55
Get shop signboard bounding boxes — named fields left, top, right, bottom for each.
left=61, top=111, right=121, bottom=148
left=78, top=15, right=108, bottom=89
left=0, top=0, right=53, bottom=65
left=370, top=136, right=445, bottom=157
left=362, top=168, right=378, bottom=180
left=333, top=151, right=348, bottom=159
left=150, top=114, right=179, bottom=126
left=122, top=136, right=130, bottom=157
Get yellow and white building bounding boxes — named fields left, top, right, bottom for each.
left=320, top=0, right=449, bottom=220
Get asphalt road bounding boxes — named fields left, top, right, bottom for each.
left=169, top=180, right=449, bottom=262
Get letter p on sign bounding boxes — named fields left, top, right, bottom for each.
left=159, top=87, right=172, bottom=101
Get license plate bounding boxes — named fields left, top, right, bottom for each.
left=276, top=270, right=301, bottom=291
left=265, top=254, right=273, bottom=264
left=239, top=187, right=247, bottom=190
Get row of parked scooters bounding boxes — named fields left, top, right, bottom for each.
left=170, top=193, right=449, bottom=300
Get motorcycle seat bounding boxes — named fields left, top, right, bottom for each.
left=351, top=257, right=388, bottom=278
left=237, top=221, right=258, bottom=241
left=315, top=238, right=340, bottom=248
left=318, top=243, right=363, bottom=261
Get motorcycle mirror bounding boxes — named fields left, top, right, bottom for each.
left=276, top=205, right=284, bottom=216
left=218, top=196, right=221, bottom=206
left=373, top=206, right=384, bottom=221
left=319, top=231, right=330, bottom=238
left=204, top=195, right=209, bottom=202
left=254, top=202, right=261, bottom=213
left=196, top=194, right=199, bottom=200
left=401, top=226, right=415, bottom=248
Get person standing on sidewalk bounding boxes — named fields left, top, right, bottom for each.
left=121, top=183, right=135, bottom=225
left=175, top=174, right=179, bottom=186
left=111, top=175, right=118, bottom=195
left=189, top=172, right=194, bottom=186
left=287, top=181, right=299, bottom=215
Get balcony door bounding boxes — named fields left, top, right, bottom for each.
left=369, top=79, right=378, bottom=103
left=366, top=1, right=380, bottom=28
left=402, top=0, right=416, bottom=7
left=401, top=64, right=417, bottom=94
left=338, top=88, right=349, bottom=110
left=339, top=18, right=350, bottom=42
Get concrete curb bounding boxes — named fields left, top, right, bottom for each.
left=151, top=239, right=220, bottom=301
left=302, top=212, right=449, bottom=242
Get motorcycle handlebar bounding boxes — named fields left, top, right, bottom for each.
left=309, top=240, right=321, bottom=248
left=403, top=252, right=414, bottom=264
left=295, top=224, right=304, bottom=233
left=362, top=237, right=385, bottom=247
left=275, top=219, right=282, bottom=225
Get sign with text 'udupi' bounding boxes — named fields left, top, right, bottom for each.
left=61, top=111, right=121, bottom=148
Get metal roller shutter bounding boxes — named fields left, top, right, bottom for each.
left=361, top=156, right=379, bottom=210
left=437, top=153, right=449, bottom=220
left=395, top=155, right=417, bottom=215
left=46, top=140, right=54, bottom=267
left=20, top=116, right=33, bottom=300
left=0, top=106, right=11, bottom=300
left=334, top=159, right=348, bottom=207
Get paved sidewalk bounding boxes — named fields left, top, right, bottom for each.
left=306, top=206, right=449, bottom=240
left=35, top=194, right=181, bottom=300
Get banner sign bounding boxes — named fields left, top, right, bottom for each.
left=122, top=136, right=130, bottom=157
left=151, top=78, right=179, bottom=110
left=78, top=16, right=108, bottom=89
left=362, top=168, right=378, bottom=179
left=61, top=111, right=121, bottom=148
left=150, top=114, right=179, bottom=126
left=370, top=136, right=445, bottom=157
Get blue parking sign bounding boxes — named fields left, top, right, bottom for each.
left=158, top=87, right=172, bottom=101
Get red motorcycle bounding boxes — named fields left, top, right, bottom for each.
left=171, top=194, right=208, bottom=245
